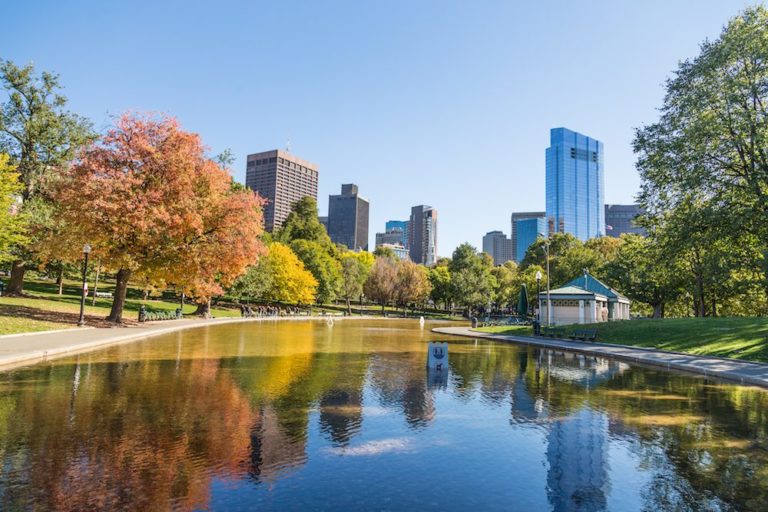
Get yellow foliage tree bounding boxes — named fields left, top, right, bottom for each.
left=266, top=243, right=317, bottom=304
left=0, top=154, right=26, bottom=263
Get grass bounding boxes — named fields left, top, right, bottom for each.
left=0, top=277, right=240, bottom=335
left=477, top=317, right=768, bottom=363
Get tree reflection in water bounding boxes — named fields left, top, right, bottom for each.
left=0, top=319, right=764, bottom=511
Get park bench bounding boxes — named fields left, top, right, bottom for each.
left=541, top=326, right=566, bottom=338
left=94, top=291, right=113, bottom=298
left=568, top=329, right=598, bottom=342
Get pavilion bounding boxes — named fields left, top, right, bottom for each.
left=538, top=271, right=631, bottom=325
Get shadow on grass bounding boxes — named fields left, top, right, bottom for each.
left=0, top=304, right=135, bottom=328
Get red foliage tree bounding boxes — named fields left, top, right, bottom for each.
left=55, top=113, right=265, bottom=322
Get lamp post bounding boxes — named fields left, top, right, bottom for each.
left=77, top=244, right=92, bottom=327
left=535, top=270, right=542, bottom=325
left=538, top=233, right=551, bottom=326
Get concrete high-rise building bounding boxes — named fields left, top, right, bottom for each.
left=511, top=211, right=545, bottom=262
left=375, top=229, right=406, bottom=247
left=514, top=217, right=547, bottom=262
left=408, top=205, right=437, bottom=265
left=546, top=128, right=605, bottom=241
left=385, top=220, right=409, bottom=248
left=605, top=204, right=646, bottom=237
left=246, top=149, right=319, bottom=232
left=327, top=184, right=369, bottom=251
left=482, top=230, right=514, bottom=266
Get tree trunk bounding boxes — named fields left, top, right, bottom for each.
left=6, top=260, right=25, bottom=296
left=57, top=269, right=64, bottom=295
left=195, top=300, right=211, bottom=317
left=652, top=303, right=664, bottom=319
left=381, top=302, right=385, bottom=315
left=107, top=268, right=131, bottom=323
left=346, top=297, right=351, bottom=315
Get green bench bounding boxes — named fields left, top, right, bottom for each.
left=138, top=306, right=183, bottom=322
left=541, top=326, right=566, bottom=338
left=568, top=329, right=598, bottom=342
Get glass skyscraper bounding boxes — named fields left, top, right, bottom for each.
left=515, top=217, right=547, bottom=262
left=545, top=128, right=605, bottom=241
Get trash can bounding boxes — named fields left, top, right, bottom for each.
left=471, top=316, right=478, bottom=328
left=533, top=320, right=540, bottom=336
left=138, top=305, right=147, bottom=323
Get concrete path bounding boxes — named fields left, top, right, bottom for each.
left=433, top=326, right=768, bottom=389
left=0, top=315, right=370, bottom=372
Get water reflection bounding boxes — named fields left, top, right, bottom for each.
left=0, top=319, right=765, bottom=511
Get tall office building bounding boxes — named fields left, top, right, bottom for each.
left=514, top=217, right=547, bottom=262
left=408, top=205, right=438, bottom=265
left=327, top=184, right=369, bottom=251
left=246, top=149, right=319, bottom=232
left=482, top=230, right=514, bottom=266
left=375, top=228, right=407, bottom=247
left=511, top=211, right=545, bottom=262
left=545, top=128, right=605, bottom=241
left=605, top=204, right=646, bottom=237
left=385, top=220, right=409, bottom=248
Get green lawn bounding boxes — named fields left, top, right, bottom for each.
left=0, top=277, right=240, bottom=335
left=477, top=317, right=768, bottom=363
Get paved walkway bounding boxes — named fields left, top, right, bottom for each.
left=433, top=326, right=768, bottom=389
left=0, top=315, right=369, bottom=371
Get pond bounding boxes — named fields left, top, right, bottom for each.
left=0, top=319, right=767, bottom=511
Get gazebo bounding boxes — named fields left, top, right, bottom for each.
left=538, top=271, right=630, bottom=326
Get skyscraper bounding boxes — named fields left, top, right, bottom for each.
left=327, top=184, right=369, bottom=251
left=408, top=205, right=437, bottom=265
left=511, top=211, right=545, bottom=262
left=514, top=217, right=547, bottom=262
left=545, top=128, right=605, bottom=241
left=482, top=230, right=514, bottom=266
left=246, top=149, right=319, bottom=232
left=385, top=220, right=409, bottom=248
left=604, top=204, right=646, bottom=237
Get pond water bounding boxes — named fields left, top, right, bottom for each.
left=0, top=319, right=767, bottom=511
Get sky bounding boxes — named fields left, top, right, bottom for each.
left=2, top=0, right=757, bottom=256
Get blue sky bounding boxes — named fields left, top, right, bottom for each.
left=2, top=0, right=756, bottom=256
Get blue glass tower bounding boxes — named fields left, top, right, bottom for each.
left=385, top=220, right=409, bottom=247
left=545, top=128, right=605, bottom=240
left=515, top=217, right=547, bottom=262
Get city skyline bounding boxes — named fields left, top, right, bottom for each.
left=2, top=0, right=753, bottom=255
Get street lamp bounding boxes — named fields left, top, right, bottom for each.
left=535, top=270, right=542, bottom=326
left=77, top=243, right=92, bottom=327
left=538, top=233, right=551, bottom=326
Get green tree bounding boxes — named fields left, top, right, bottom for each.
left=428, top=265, right=452, bottom=311
left=275, top=197, right=334, bottom=249
left=448, top=243, right=495, bottom=316
left=490, top=261, right=518, bottom=310
left=290, top=239, right=342, bottom=303
left=634, top=6, right=768, bottom=301
left=0, top=60, right=94, bottom=294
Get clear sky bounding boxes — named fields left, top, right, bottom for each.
left=2, top=0, right=756, bottom=256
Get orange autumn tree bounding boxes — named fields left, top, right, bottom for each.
left=55, top=112, right=265, bottom=323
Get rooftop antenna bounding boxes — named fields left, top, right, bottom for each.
left=285, top=137, right=291, bottom=153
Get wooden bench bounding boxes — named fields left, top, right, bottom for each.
left=94, top=291, right=113, bottom=298
left=568, top=329, right=598, bottom=342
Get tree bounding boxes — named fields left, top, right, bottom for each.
left=0, top=154, right=25, bottom=262
left=290, top=239, right=341, bottom=303
left=394, top=260, right=431, bottom=312
left=364, top=256, right=398, bottom=313
left=490, top=261, right=518, bottom=310
left=448, top=243, right=495, bottom=316
left=275, top=197, right=333, bottom=248
left=262, top=243, right=317, bottom=304
left=428, top=265, right=452, bottom=311
left=603, top=234, right=684, bottom=318
left=55, top=113, right=265, bottom=322
left=0, top=60, right=95, bottom=294
left=339, top=255, right=366, bottom=314
left=634, top=6, right=768, bottom=300
left=373, top=245, right=396, bottom=259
